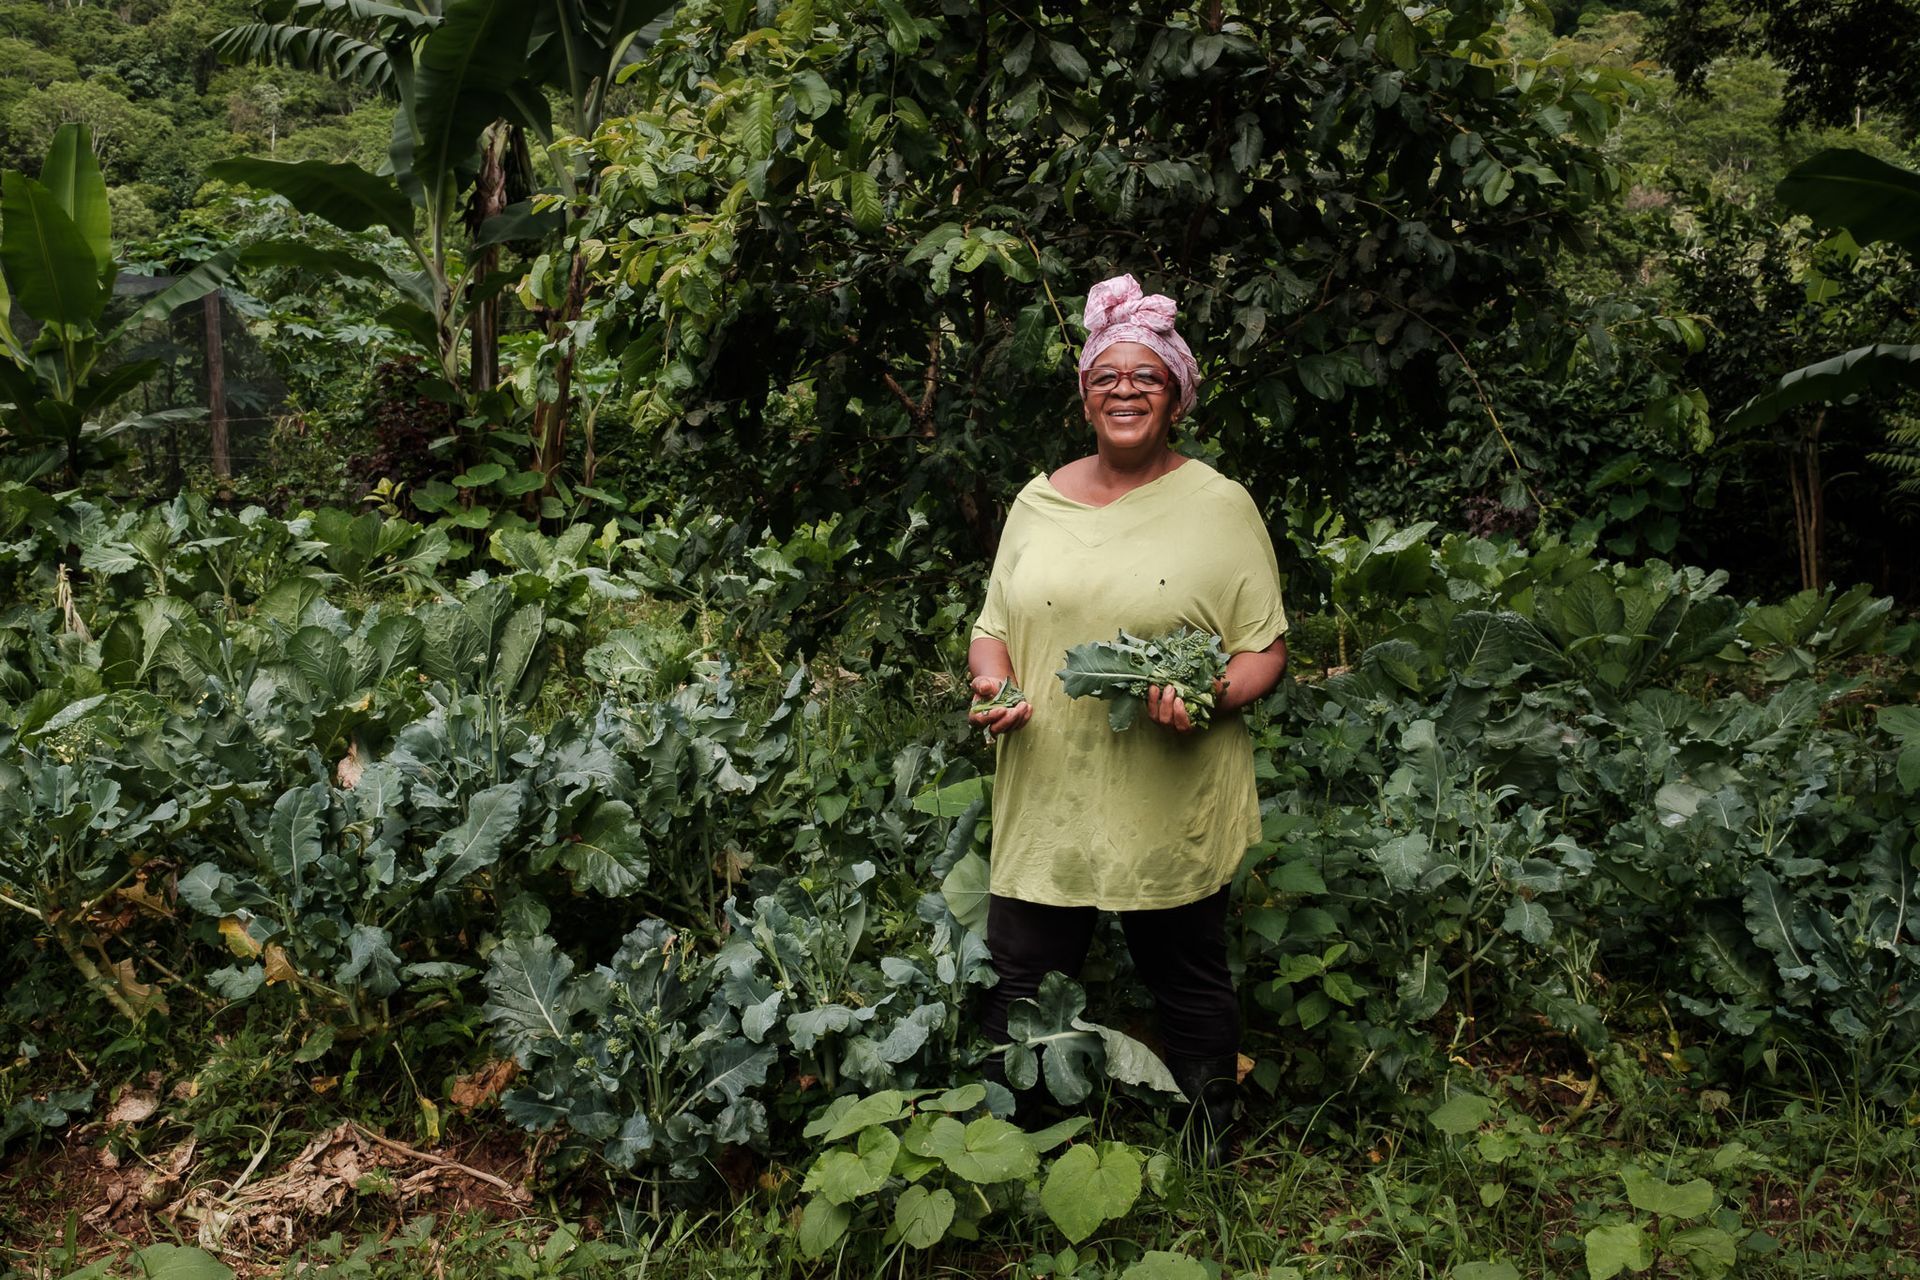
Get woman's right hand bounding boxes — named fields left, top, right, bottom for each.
left=968, top=675, right=1033, bottom=737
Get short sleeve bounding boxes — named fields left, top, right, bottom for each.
left=972, top=559, right=1010, bottom=643
left=971, top=512, right=1020, bottom=644
left=1218, top=489, right=1288, bottom=654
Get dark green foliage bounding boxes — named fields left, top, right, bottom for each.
left=483, top=860, right=1007, bottom=1186
left=2, top=474, right=1919, bottom=1273
left=574, top=0, right=1644, bottom=638
left=1653, top=0, right=1920, bottom=134
left=204, top=0, right=680, bottom=521
left=1724, top=149, right=1920, bottom=469
left=0, top=125, right=226, bottom=484
left=209, top=0, right=436, bottom=99
left=1243, top=522, right=1920, bottom=1109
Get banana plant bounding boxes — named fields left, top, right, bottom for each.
left=0, top=125, right=227, bottom=485
left=1727, top=149, right=1920, bottom=430
left=209, top=0, right=678, bottom=512
left=215, top=0, right=675, bottom=203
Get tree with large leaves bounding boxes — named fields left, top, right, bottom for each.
left=208, top=0, right=677, bottom=518
left=1724, top=148, right=1920, bottom=588
left=563, top=0, right=1640, bottom=651
left=0, top=124, right=228, bottom=484
left=1654, top=0, right=1920, bottom=135
left=1728, top=150, right=1920, bottom=439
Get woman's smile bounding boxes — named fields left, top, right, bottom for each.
left=1084, top=341, right=1177, bottom=452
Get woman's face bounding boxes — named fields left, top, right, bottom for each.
left=1081, top=341, right=1178, bottom=454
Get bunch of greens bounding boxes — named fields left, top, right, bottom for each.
left=1056, top=629, right=1230, bottom=731
left=969, top=678, right=1027, bottom=743
left=968, top=678, right=1027, bottom=716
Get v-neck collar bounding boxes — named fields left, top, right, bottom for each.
left=1033, top=456, right=1208, bottom=512
left=1018, top=460, right=1215, bottom=548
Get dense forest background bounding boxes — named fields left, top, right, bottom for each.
left=3, top=0, right=1916, bottom=600
left=3, top=0, right=1904, bottom=602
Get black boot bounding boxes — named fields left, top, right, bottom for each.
left=1166, top=1053, right=1240, bottom=1167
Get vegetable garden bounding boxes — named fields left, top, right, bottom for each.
left=2, top=1, right=1919, bottom=1277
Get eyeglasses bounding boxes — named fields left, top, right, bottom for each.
left=1084, top=366, right=1170, bottom=393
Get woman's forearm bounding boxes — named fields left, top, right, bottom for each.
left=1218, top=635, right=1288, bottom=713
left=968, top=636, right=1016, bottom=687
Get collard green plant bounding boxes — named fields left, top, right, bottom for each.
left=1001, top=972, right=1186, bottom=1106
left=1736, top=582, right=1891, bottom=682
left=174, top=691, right=652, bottom=1025
left=1880, top=706, right=1920, bottom=793
left=295, top=509, right=452, bottom=595
left=968, top=678, right=1026, bottom=717
left=5, top=487, right=1918, bottom=1188
left=486, top=922, right=776, bottom=1183
left=480, top=523, right=637, bottom=640
left=484, top=855, right=1002, bottom=1185
left=0, top=747, right=191, bottom=1022
left=1056, top=629, right=1229, bottom=731
left=1242, top=520, right=1919, bottom=1107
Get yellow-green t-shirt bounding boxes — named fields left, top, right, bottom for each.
left=971, top=459, right=1288, bottom=911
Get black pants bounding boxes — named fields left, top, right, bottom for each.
left=978, top=887, right=1238, bottom=1061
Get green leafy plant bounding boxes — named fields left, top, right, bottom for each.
left=793, top=1086, right=1147, bottom=1262
left=969, top=678, right=1027, bottom=717
left=1000, top=973, right=1186, bottom=1106
left=1242, top=520, right=1919, bottom=1108
left=295, top=509, right=452, bottom=595
left=969, top=676, right=1026, bottom=744
left=1880, top=706, right=1920, bottom=792
left=483, top=858, right=998, bottom=1188
left=1726, top=149, right=1920, bottom=432
left=208, top=0, right=678, bottom=514
left=1736, top=581, right=1891, bottom=682
left=1056, top=629, right=1229, bottom=731
left=481, top=523, right=637, bottom=640
left=0, top=744, right=197, bottom=1022
left=1426, top=1083, right=1753, bottom=1280
left=0, top=1085, right=93, bottom=1156
left=1584, top=1165, right=1739, bottom=1280
left=0, top=124, right=227, bottom=484
left=47, top=1243, right=235, bottom=1280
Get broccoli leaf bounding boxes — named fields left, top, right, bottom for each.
left=1055, top=628, right=1229, bottom=730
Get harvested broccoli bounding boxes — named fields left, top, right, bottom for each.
left=1056, top=627, right=1229, bottom=731
left=970, top=677, right=1028, bottom=743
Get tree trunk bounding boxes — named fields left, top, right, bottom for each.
left=203, top=291, right=230, bottom=489
left=532, top=251, right=589, bottom=500
left=465, top=125, right=512, bottom=396
left=1785, top=410, right=1826, bottom=592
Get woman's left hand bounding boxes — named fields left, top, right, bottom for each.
left=1144, top=679, right=1225, bottom=734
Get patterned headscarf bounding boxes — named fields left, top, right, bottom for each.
left=1076, top=273, right=1201, bottom=419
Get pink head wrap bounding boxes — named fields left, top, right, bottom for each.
left=1077, top=273, right=1201, bottom=419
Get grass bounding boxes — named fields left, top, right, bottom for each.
left=4, top=948, right=1917, bottom=1279
left=5, top=1033, right=1918, bottom=1280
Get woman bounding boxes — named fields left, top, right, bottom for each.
left=967, top=274, right=1289, bottom=1161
